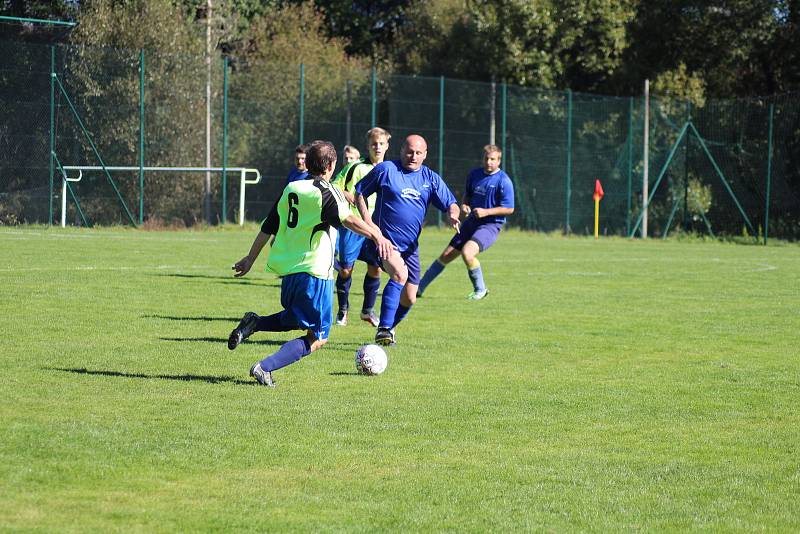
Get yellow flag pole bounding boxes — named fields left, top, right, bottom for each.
left=594, top=197, right=600, bottom=239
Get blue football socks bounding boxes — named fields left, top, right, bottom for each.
left=468, top=265, right=486, bottom=292
left=379, top=279, right=403, bottom=328
left=418, top=259, right=446, bottom=295
left=335, top=273, right=352, bottom=311
left=392, top=304, right=411, bottom=328
left=255, top=312, right=295, bottom=332
left=362, top=274, right=381, bottom=313
left=260, top=337, right=312, bottom=372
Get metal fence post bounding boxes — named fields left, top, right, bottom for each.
left=139, top=48, right=145, bottom=225
left=490, top=79, right=496, bottom=145
left=222, top=56, right=229, bottom=224
left=501, top=82, right=507, bottom=159
left=49, top=45, right=55, bottom=226
left=346, top=79, right=352, bottom=145
left=683, top=101, right=691, bottom=229
left=626, top=96, right=633, bottom=236
left=438, top=76, right=445, bottom=226
left=299, top=63, right=305, bottom=144
left=764, top=102, right=774, bottom=245
left=371, top=67, right=377, bottom=128
left=565, top=89, right=572, bottom=234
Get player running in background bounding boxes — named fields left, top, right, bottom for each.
left=417, top=145, right=515, bottom=300
left=331, top=127, right=391, bottom=328
left=342, top=145, right=360, bottom=164
left=355, top=134, right=460, bottom=346
left=228, top=140, right=393, bottom=387
left=285, top=143, right=310, bottom=184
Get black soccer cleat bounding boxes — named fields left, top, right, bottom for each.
left=375, top=327, right=396, bottom=346
left=228, top=312, right=259, bottom=350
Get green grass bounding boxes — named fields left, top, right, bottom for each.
left=1, top=225, right=799, bottom=532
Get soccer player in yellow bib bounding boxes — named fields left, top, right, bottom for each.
left=331, top=127, right=391, bottom=327
left=228, top=140, right=394, bottom=387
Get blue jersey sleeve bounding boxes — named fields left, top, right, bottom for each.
left=429, top=172, right=457, bottom=212
left=497, top=173, right=515, bottom=209
left=355, top=164, right=382, bottom=198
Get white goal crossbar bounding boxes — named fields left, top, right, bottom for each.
left=60, top=166, right=262, bottom=227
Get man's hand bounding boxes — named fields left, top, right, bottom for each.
left=375, top=235, right=396, bottom=261
left=473, top=207, right=486, bottom=219
left=461, top=204, right=471, bottom=217
left=233, top=256, right=254, bottom=277
left=448, top=204, right=461, bottom=233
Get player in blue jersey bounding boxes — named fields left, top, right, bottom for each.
left=355, top=134, right=460, bottom=346
left=285, top=143, right=310, bottom=184
left=417, top=145, right=515, bottom=300
left=331, top=127, right=391, bottom=328
left=228, top=140, right=392, bottom=387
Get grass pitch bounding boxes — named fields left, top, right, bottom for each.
left=1, top=225, right=798, bottom=532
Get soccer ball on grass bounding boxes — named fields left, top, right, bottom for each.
left=355, top=344, right=388, bottom=375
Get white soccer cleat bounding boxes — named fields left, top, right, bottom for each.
left=360, top=310, right=379, bottom=327
left=250, top=363, right=275, bottom=387
left=467, top=288, right=489, bottom=300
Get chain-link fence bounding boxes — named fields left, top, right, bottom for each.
left=2, top=40, right=798, bottom=241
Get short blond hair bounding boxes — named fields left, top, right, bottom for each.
left=366, top=127, right=391, bottom=143
left=483, top=144, right=502, bottom=157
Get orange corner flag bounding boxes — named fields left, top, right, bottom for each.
left=593, top=179, right=604, bottom=201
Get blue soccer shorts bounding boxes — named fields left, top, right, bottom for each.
left=448, top=218, right=503, bottom=252
left=278, top=272, right=333, bottom=341
left=361, top=240, right=422, bottom=285
left=337, top=227, right=367, bottom=269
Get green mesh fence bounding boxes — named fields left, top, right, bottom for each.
left=0, top=40, right=51, bottom=224
left=2, top=39, right=799, bottom=240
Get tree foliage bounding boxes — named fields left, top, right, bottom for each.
left=224, top=1, right=370, bottom=205
left=623, top=0, right=800, bottom=96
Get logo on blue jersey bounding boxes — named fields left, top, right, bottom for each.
left=401, top=188, right=422, bottom=201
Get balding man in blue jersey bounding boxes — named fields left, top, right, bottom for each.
left=355, top=134, right=460, bottom=346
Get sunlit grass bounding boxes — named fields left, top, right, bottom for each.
left=1, top=225, right=798, bottom=531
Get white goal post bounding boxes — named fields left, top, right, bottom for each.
left=59, top=166, right=262, bottom=227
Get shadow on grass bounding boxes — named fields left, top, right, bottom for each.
left=143, top=315, right=241, bottom=322
left=329, top=371, right=361, bottom=376
left=159, top=336, right=285, bottom=347
left=333, top=342, right=373, bottom=350
left=152, top=273, right=280, bottom=287
left=50, top=367, right=255, bottom=386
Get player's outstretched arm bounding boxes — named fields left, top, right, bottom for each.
left=342, top=215, right=395, bottom=260
left=473, top=206, right=515, bottom=219
left=233, top=231, right=271, bottom=278
left=355, top=193, right=380, bottom=232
